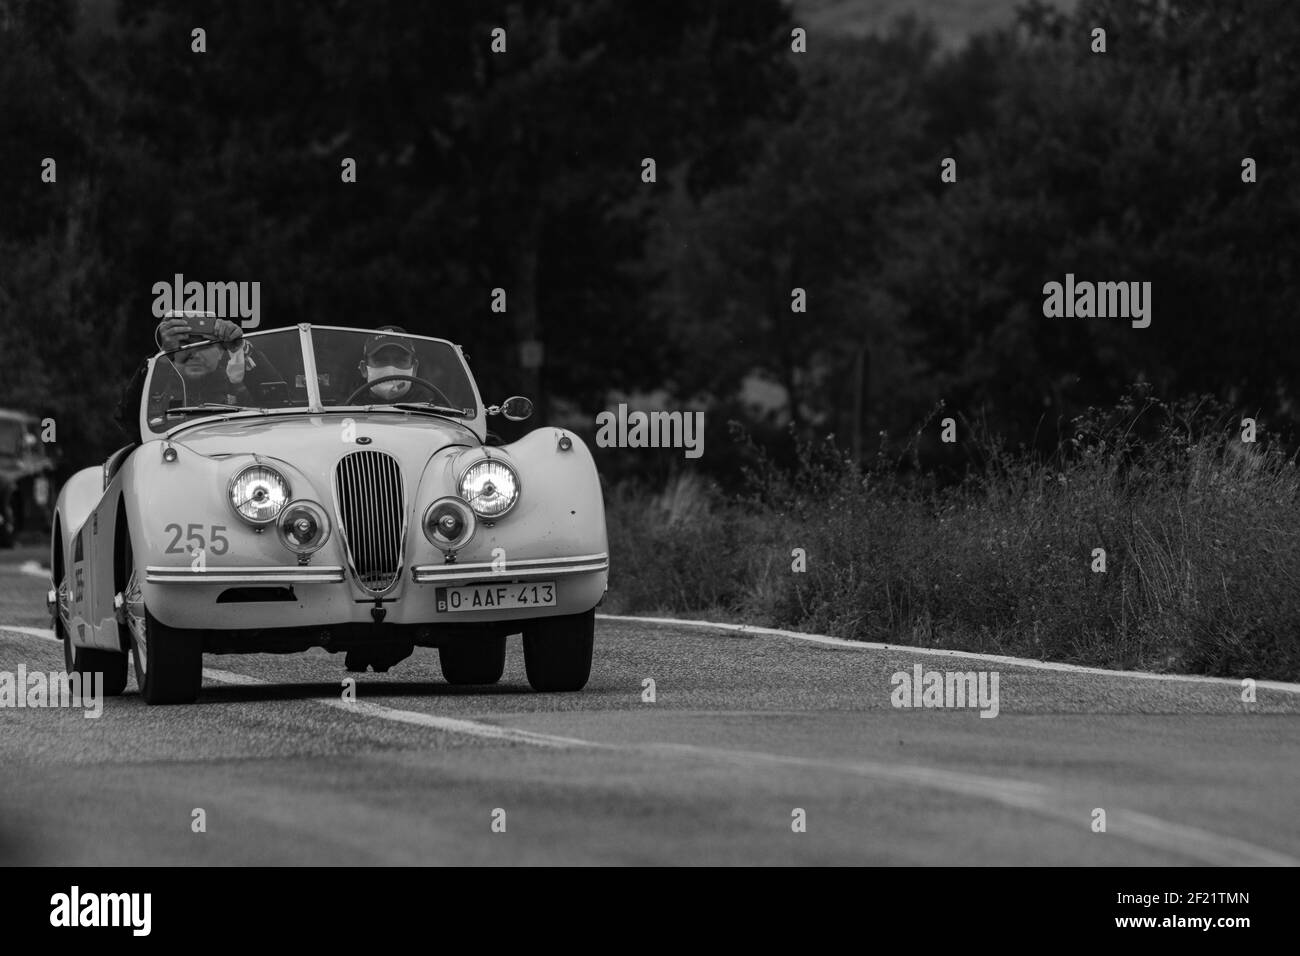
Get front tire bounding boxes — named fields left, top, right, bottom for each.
left=121, top=531, right=202, bottom=704
left=439, top=636, right=506, bottom=685
left=130, top=608, right=203, bottom=704
left=522, top=609, right=594, bottom=692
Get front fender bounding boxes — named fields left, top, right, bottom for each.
left=410, top=427, right=608, bottom=585
left=498, top=427, right=607, bottom=557
left=116, top=440, right=341, bottom=620
left=52, top=465, right=103, bottom=568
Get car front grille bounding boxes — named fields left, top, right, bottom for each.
left=334, top=450, right=405, bottom=593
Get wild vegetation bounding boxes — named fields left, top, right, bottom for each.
left=608, top=391, right=1300, bottom=681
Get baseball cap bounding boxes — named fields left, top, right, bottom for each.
left=363, top=325, right=416, bottom=360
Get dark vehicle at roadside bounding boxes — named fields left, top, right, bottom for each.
left=0, top=409, right=57, bottom=548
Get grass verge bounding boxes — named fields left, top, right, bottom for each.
left=604, top=391, right=1300, bottom=681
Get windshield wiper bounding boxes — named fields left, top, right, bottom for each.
left=165, top=403, right=249, bottom=416
left=389, top=403, right=473, bottom=418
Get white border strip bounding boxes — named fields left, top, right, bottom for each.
left=597, top=613, right=1300, bottom=695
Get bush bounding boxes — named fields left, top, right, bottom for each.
left=605, top=392, right=1300, bottom=681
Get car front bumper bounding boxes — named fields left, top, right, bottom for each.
left=143, top=554, right=609, bottom=630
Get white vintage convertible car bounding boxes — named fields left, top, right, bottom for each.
left=49, top=323, right=608, bottom=704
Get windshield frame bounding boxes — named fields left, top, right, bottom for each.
left=141, top=323, right=486, bottom=441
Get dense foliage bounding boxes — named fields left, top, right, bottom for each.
left=3, top=0, right=1297, bottom=480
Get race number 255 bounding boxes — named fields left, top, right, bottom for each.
left=164, top=523, right=230, bottom=555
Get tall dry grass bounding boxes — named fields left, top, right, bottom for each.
left=604, top=392, right=1300, bottom=680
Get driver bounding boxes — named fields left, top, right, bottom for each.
left=347, top=325, right=420, bottom=402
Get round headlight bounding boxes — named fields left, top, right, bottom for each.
left=423, top=496, right=476, bottom=550
left=277, top=500, right=330, bottom=553
left=458, top=458, right=520, bottom=518
left=229, top=465, right=290, bottom=525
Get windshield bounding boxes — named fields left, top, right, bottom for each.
left=144, top=328, right=306, bottom=433
left=143, top=326, right=479, bottom=434
left=311, top=327, right=477, bottom=412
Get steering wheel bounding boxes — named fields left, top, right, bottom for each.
left=345, top=374, right=455, bottom=407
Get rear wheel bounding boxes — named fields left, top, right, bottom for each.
left=439, top=636, right=506, bottom=685
left=57, top=595, right=129, bottom=697
left=121, top=532, right=202, bottom=704
left=55, top=541, right=128, bottom=697
left=0, top=489, right=14, bottom=549
left=522, top=609, right=594, bottom=692
left=63, top=633, right=130, bottom=697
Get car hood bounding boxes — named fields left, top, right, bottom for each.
left=168, top=412, right=482, bottom=466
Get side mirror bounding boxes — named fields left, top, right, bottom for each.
left=491, top=396, right=533, bottom=421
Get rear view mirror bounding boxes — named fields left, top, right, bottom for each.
left=256, top=381, right=290, bottom=406
left=500, top=396, right=533, bottom=421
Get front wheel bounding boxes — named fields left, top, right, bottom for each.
left=439, top=636, right=506, bottom=685
left=121, top=533, right=202, bottom=704
left=522, top=609, right=594, bottom=692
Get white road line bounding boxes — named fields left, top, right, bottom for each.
left=648, top=743, right=1298, bottom=866
left=201, top=665, right=597, bottom=748
left=599, top=613, right=1300, bottom=695
left=0, top=625, right=597, bottom=748
left=1108, top=808, right=1298, bottom=868
left=0, top=562, right=48, bottom=578
left=1, top=622, right=1295, bottom=865
left=2, top=625, right=58, bottom=641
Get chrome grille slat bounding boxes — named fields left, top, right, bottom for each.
left=360, top=453, right=370, bottom=573
left=374, top=455, right=385, bottom=580
left=376, top=454, right=388, bottom=580
left=390, top=457, right=403, bottom=580
left=361, top=455, right=372, bottom=580
left=373, top=454, right=384, bottom=578
left=334, top=450, right=404, bottom=593
left=376, top=454, right=387, bottom=577
left=387, top=456, right=400, bottom=574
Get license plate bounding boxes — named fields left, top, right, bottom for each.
left=436, top=582, right=556, bottom=612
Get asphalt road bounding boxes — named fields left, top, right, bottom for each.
left=1, top=548, right=1297, bottom=866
